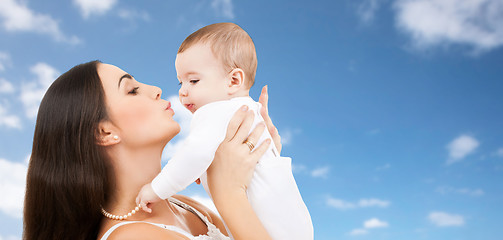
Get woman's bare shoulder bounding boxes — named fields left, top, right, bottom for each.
left=105, top=222, right=189, bottom=240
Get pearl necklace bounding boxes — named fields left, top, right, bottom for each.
left=101, top=204, right=142, bottom=221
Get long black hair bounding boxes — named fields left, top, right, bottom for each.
left=24, top=60, right=114, bottom=240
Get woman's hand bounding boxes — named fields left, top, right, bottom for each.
left=206, top=105, right=273, bottom=240
left=258, top=85, right=282, bottom=154
left=207, top=105, right=271, bottom=199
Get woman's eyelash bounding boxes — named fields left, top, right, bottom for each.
left=190, top=80, right=199, bottom=84
left=128, top=87, right=139, bottom=95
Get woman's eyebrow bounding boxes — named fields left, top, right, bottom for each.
left=118, top=74, right=133, bottom=89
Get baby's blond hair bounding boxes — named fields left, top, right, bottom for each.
left=178, top=23, right=257, bottom=88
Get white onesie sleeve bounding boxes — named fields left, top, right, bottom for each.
left=151, top=100, right=243, bottom=199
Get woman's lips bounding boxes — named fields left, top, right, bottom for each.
left=165, top=102, right=175, bottom=115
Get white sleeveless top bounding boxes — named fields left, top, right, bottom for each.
left=100, top=198, right=230, bottom=240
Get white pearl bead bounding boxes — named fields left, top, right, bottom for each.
left=101, top=203, right=143, bottom=221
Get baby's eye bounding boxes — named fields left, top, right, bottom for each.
left=190, top=79, right=199, bottom=84
left=128, top=87, right=139, bottom=95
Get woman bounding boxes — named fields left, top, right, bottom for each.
left=23, top=61, right=282, bottom=240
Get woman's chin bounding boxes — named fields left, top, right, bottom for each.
left=161, top=124, right=181, bottom=144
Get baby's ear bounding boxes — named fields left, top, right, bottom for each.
left=227, top=68, right=245, bottom=93
left=96, top=121, right=121, bottom=146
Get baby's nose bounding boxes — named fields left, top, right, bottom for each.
left=179, top=87, right=187, bottom=96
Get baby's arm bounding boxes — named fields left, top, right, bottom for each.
left=136, top=102, right=239, bottom=211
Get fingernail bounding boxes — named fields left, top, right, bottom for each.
left=241, top=105, right=248, bottom=111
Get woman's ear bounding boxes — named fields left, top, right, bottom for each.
left=227, top=68, right=245, bottom=94
left=97, top=121, right=121, bottom=146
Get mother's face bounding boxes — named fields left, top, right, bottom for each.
left=98, top=63, right=180, bottom=148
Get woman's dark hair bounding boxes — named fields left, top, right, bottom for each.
left=24, top=60, right=114, bottom=240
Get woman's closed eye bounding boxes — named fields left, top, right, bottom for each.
left=190, top=79, right=199, bottom=84
left=128, top=87, right=139, bottom=95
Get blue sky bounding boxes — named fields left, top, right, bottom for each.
left=0, top=0, right=502, bottom=239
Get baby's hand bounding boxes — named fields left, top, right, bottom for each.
left=135, top=183, right=161, bottom=213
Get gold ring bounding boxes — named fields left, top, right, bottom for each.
left=244, top=140, right=255, bottom=151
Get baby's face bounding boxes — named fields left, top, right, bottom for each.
left=175, top=43, right=230, bottom=113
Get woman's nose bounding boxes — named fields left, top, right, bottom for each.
left=152, top=86, right=162, bottom=100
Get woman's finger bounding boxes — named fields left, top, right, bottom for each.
left=258, top=85, right=269, bottom=115
left=243, top=123, right=266, bottom=152
left=232, top=110, right=255, bottom=144
left=258, top=86, right=282, bottom=153
left=225, top=105, right=249, bottom=142
left=250, top=139, right=271, bottom=162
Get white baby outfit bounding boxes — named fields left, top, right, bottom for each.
left=100, top=197, right=229, bottom=240
left=151, top=97, right=313, bottom=240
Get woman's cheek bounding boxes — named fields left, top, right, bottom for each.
left=116, top=103, right=155, bottom=135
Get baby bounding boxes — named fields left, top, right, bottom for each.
left=137, top=23, right=313, bottom=240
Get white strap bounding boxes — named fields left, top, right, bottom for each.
left=99, top=221, right=194, bottom=240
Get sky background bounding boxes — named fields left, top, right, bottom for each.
left=0, top=0, right=502, bottom=239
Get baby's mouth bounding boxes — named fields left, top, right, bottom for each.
left=185, top=104, right=195, bottom=111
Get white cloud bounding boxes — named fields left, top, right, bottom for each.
left=364, top=218, right=389, bottom=228
left=292, top=163, right=307, bottom=174
left=394, top=0, right=503, bottom=54
left=280, top=128, right=301, bottom=146
left=327, top=196, right=390, bottom=210
left=280, top=129, right=293, bottom=145
left=428, top=211, right=465, bottom=227
left=0, top=158, right=28, bottom=218
left=495, top=148, right=503, bottom=157
left=0, top=101, right=21, bottom=129
left=348, top=228, right=368, bottom=236
left=349, top=217, right=389, bottom=236
left=0, top=78, right=14, bottom=93
left=292, top=163, right=331, bottom=179
left=376, top=163, right=391, bottom=171
left=0, top=0, right=80, bottom=44
left=162, top=95, right=192, bottom=161
left=211, top=0, right=234, bottom=19
left=311, top=166, right=330, bottom=178
left=189, top=194, right=219, bottom=217
left=73, top=0, right=117, bottom=19
left=446, top=135, right=479, bottom=165
left=436, top=186, right=484, bottom=197
left=20, top=62, right=60, bottom=119
left=117, top=9, right=150, bottom=22
left=358, top=198, right=391, bottom=208
left=357, top=0, right=382, bottom=24
left=327, top=197, right=356, bottom=210
left=0, top=51, right=11, bottom=71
